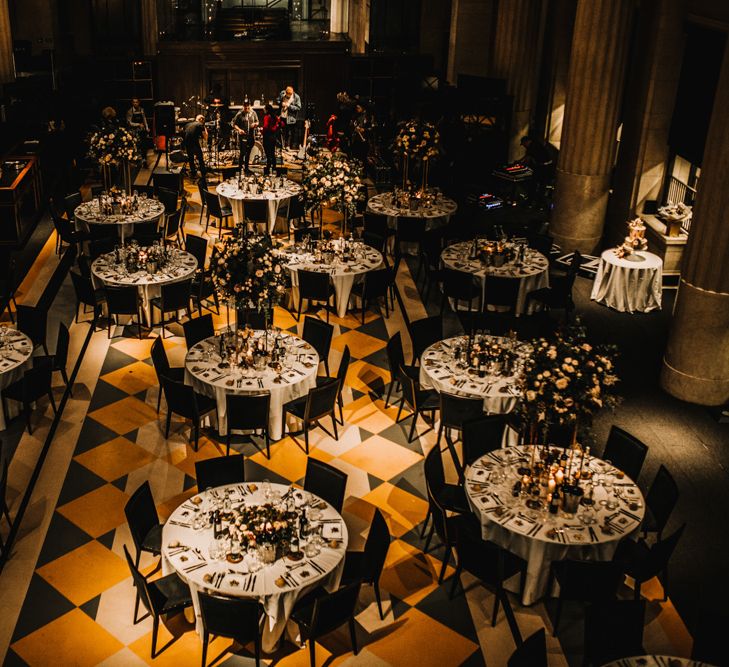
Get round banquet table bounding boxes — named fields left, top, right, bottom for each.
left=283, top=243, right=384, bottom=318
left=162, top=482, right=347, bottom=653
left=184, top=331, right=319, bottom=440
left=366, top=191, right=458, bottom=227
left=441, top=242, right=550, bottom=315
left=602, top=657, right=715, bottom=667
left=91, top=249, right=198, bottom=326
left=74, top=198, right=165, bottom=243
left=590, top=249, right=663, bottom=313
left=465, top=445, right=645, bottom=605
left=0, top=328, right=34, bottom=430
left=216, top=178, right=302, bottom=234
left=419, top=335, right=529, bottom=415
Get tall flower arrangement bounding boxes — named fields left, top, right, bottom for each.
left=211, top=228, right=289, bottom=318
left=393, top=119, right=440, bottom=162
left=518, top=322, right=620, bottom=435
left=87, top=126, right=138, bottom=166
left=302, top=150, right=364, bottom=216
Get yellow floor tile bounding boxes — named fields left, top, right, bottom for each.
left=330, top=330, right=386, bottom=358
left=111, top=337, right=155, bottom=361
left=101, top=361, right=160, bottom=395
left=250, top=436, right=334, bottom=482
left=360, top=482, right=429, bottom=538
left=75, top=436, right=157, bottom=482
left=57, top=484, right=129, bottom=538
left=90, top=396, right=160, bottom=434
left=342, top=396, right=399, bottom=434
left=12, top=609, right=124, bottom=666
left=345, top=360, right=390, bottom=394
left=339, top=435, right=422, bottom=480
left=37, top=541, right=130, bottom=607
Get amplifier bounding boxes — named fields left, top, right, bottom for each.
left=367, top=155, right=392, bottom=186
left=154, top=102, right=176, bottom=137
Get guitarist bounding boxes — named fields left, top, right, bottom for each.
left=231, top=101, right=259, bottom=174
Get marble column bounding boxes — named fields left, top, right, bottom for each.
left=447, top=0, right=495, bottom=84
left=140, top=0, right=159, bottom=58
left=330, top=0, right=348, bottom=35
left=0, top=0, right=14, bottom=84
left=660, top=44, right=729, bottom=407
left=550, top=0, right=634, bottom=253
left=492, top=0, right=543, bottom=161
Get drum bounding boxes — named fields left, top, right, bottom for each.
left=249, top=141, right=264, bottom=164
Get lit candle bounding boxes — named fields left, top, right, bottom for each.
left=555, top=469, right=564, bottom=486
left=522, top=474, right=530, bottom=487
left=548, top=476, right=556, bottom=494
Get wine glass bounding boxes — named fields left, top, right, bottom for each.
left=262, top=479, right=272, bottom=501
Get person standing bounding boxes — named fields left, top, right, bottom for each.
left=261, top=104, right=282, bottom=175
left=231, top=101, right=259, bottom=174
left=277, top=85, right=301, bottom=149
left=183, top=114, right=208, bottom=180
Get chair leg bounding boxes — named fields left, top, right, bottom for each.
left=25, top=403, right=33, bottom=435
left=60, top=368, right=71, bottom=395
left=553, top=597, right=562, bottom=636
left=435, top=423, right=443, bottom=450
left=384, top=381, right=394, bottom=408
left=304, top=425, right=309, bottom=454
left=423, top=521, right=435, bottom=553
left=407, top=412, right=418, bottom=443
left=349, top=616, right=358, bottom=655
left=265, top=429, right=270, bottom=458
left=201, top=631, right=208, bottom=667
left=226, top=433, right=231, bottom=456
left=151, top=616, right=159, bottom=659
left=308, top=638, right=316, bottom=667
left=165, top=410, right=172, bottom=438
left=420, top=509, right=431, bottom=538
left=438, top=546, right=451, bottom=584
left=332, top=413, right=338, bottom=440
left=48, top=391, right=57, bottom=414
left=157, top=386, right=162, bottom=413
left=491, top=590, right=501, bottom=626
left=374, top=581, right=384, bottom=620
left=449, top=565, right=462, bottom=599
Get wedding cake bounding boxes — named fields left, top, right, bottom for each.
left=615, top=217, right=648, bottom=258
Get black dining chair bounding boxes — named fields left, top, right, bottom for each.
left=441, top=268, right=481, bottom=315
left=602, top=425, right=649, bottom=482
left=316, top=345, right=350, bottom=425
left=105, top=285, right=144, bottom=339
left=243, top=199, right=269, bottom=235
left=383, top=332, right=418, bottom=409
left=302, top=315, right=333, bottom=376
left=236, top=307, right=266, bottom=331
left=282, top=380, right=341, bottom=454
left=0, top=457, right=12, bottom=550
left=394, top=216, right=426, bottom=274
left=457, top=309, right=514, bottom=337
left=420, top=230, right=445, bottom=301
left=133, top=220, right=163, bottom=246
left=185, top=233, right=208, bottom=272
left=303, top=458, right=348, bottom=513
left=363, top=210, right=391, bottom=240
left=507, top=628, right=547, bottom=667
left=362, top=231, right=387, bottom=257
left=290, top=582, right=361, bottom=667
left=183, top=313, right=215, bottom=349
left=150, top=336, right=184, bottom=413
left=395, top=366, right=439, bottom=443
left=2, top=357, right=56, bottom=435
left=123, top=545, right=193, bottom=658
left=642, top=464, right=679, bottom=540
left=526, top=233, right=553, bottom=257
left=351, top=267, right=391, bottom=324
left=150, top=280, right=193, bottom=339
left=548, top=558, right=624, bottom=636
left=202, top=189, right=233, bottom=235
left=156, top=186, right=179, bottom=215
left=153, top=171, right=182, bottom=197
left=436, top=392, right=485, bottom=470
left=583, top=599, right=645, bottom=666
left=163, top=207, right=185, bottom=248
left=198, top=592, right=263, bottom=667
left=70, top=270, right=105, bottom=328
left=225, top=393, right=271, bottom=458
left=35, top=322, right=71, bottom=393
left=0, top=256, right=18, bottom=323
left=50, top=206, right=88, bottom=255
left=191, top=267, right=220, bottom=317
left=161, top=375, right=217, bottom=450
left=460, top=414, right=508, bottom=481
left=197, top=179, right=208, bottom=226
left=294, top=226, right=321, bottom=243
left=286, top=194, right=307, bottom=238
left=296, top=269, right=336, bottom=323
left=63, top=191, right=82, bottom=220
left=195, top=454, right=245, bottom=491
left=17, top=304, right=49, bottom=354
left=528, top=251, right=582, bottom=317
left=421, top=444, right=470, bottom=540
left=408, top=315, right=442, bottom=365
left=340, top=508, right=391, bottom=619
left=88, top=236, right=117, bottom=260
left=483, top=275, right=521, bottom=313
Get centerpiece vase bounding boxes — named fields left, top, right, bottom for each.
left=121, top=159, right=133, bottom=195
left=101, top=163, right=112, bottom=191
left=420, top=158, right=430, bottom=196
left=402, top=155, right=409, bottom=192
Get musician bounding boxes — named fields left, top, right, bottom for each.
left=350, top=101, right=370, bottom=163
left=100, top=106, right=119, bottom=129
left=277, top=85, right=301, bottom=149
left=183, top=114, right=208, bottom=180
left=261, top=104, right=282, bottom=175
left=126, top=98, right=149, bottom=133
left=205, top=97, right=230, bottom=151
left=231, top=101, right=259, bottom=174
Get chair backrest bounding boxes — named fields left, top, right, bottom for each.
left=195, top=455, right=245, bottom=491
left=645, top=464, right=679, bottom=535
left=336, top=345, right=351, bottom=388
left=164, top=209, right=183, bottom=238
left=105, top=285, right=139, bottom=316
left=185, top=234, right=208, bottom=271
left=124, top=481, right=160, bottom=556
left=408, top=315, right=442, bottom=363
left=456, top=310, right=513, bottom=337
left=526, top=233, right=553, bottom=257
left=362, top=231, right=386, bottom=255
left=298, top=269, right=331, bottom=301
left=304, top=458, right=347, bottom=512
left=123, top=545, right=159, bottom=617
left=385, top=331, right=405, bottom=375
left=243, top=199, right=269, bottom=223
left=361, top=509, right=390, bottom=585
left=160, top=279, right=192, bottom=311
left=161, top=375, right=198, bottom=419
left=584, top=599, right=645, bottom=665
left=443, top=268, right=477, bottom=300
left=454, top=522, right=510, bottom=587
left=225, top=393, right=270, bottom=432
left=643, top=523, right=685, bottom=578
left=64, top=192, right=82, bottom=219
left=88, top=237, right=116, bottom=260
left=309, top=582, right=362, bottom=639
left=203, top=189, right=225, bottom=219
left=17, top=357, right=54, bottom=403
left=304, top=379, right=340, bottom=423
left=294, top=226, right=321, bottom=243
left=507, top=628, right=547, bottom=667
left=153, top=171, right=181, bottom=196
left=198, top=592, right=261, bottom=642
left=70, top=270, right=96, bottom=306
left=603, top=425, right=648, bottom=481
left=150, top=336, right=172, bottom=381
left=54, top=322, right=70, bottom=370
left=183, top=314, right=214, bottom=349
left=395, top=216, right=426, bottom=244
left=462, top=415, right=507, bottom=466
left=484, top=275, right=520, bottom=310
left=236, top=307, right=266, bottom=330
left=17, top=305, right=47, bottom=349
left=423, top=443, right=447, bottom=497
left=133, top=221, right=161, bottom=245
left=157, top=186, right=179, bottom=214
left=552, top=558, right=623, bottom=601
left=363, top=268, right=389, bottom=299
left=287, top=194, right=306, bottom=220
left=397, top=365, right=418, bottom=411
left=363, top=211, right=389, bottom=238
left=439, top=392, right=484, bottom=432
left=302, top=316, right=333, bottom=366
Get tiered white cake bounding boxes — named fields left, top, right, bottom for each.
left=615, top=217, right=648, bottom=258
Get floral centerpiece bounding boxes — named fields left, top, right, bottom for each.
left=518, top=322, right=620, bottom=442
left=211, top=228, right=289, bottom=323
left=302, top=150, right=364, bottom=216
left=87, top=126, right=138, bottom=166
left=230, top=504, right=298, bottom=548
left=392, top=119, right=441, bottom=193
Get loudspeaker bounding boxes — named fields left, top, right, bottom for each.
left=154, top=102, right=176, bottom=137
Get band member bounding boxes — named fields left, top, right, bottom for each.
left=231, top=101, right=259, bottom=173
left=349, top=100, right=370, bottom=163
left=261, top=104, right=282, bottom=175
left=183, top=114, right=208, bottom=180
left=205, top=97, right=230, bottom=151
left=100, top=106, right=119, bottom=129
left=126, top=98, right=149, bottom=133
left=277, top=85, right=301, bottom=149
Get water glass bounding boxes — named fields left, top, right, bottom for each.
left=262, top=479, right=272, bottom=501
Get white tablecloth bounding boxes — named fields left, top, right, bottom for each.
left=216, top=179, right=301, bottom=234
left=284, top=244, right=383, bottom=318
left=91, top=250, right=198, bottom=326
left=0, top=329, right=34, bottom=430
left=603, top=658, right=711, bottom=667
left=367, top=192, right=458, bottom=226
left=590, top=249, right=663, bottom=313
left=74, top=199, right=165, bottom=243
left=441, top=243, right=549, bottom=315
left=184, top=331, right=318, bottom=440
left=465, top=446, right=645, bottom=604
left=161, top=482, right=347, bottom=653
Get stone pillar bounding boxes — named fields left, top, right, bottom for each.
left=492, top=0, right=543, bottom=161
left=0, top=0, right=15, bottom=84
left=660, top=44, right=729, bottom=407
left=330, top=0, right=348, bottom=35
left=447, top=0, right=495, bottom=84
left=140, top=0, right=159, bottom=57
left=550, top=0, right=634, bottom=253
